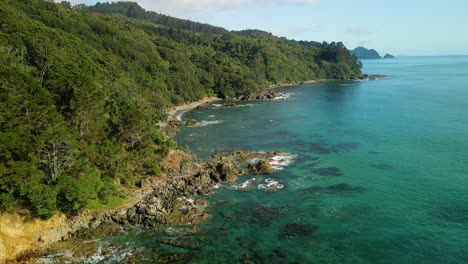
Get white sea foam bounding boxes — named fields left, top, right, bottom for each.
left=269, top=152, right=297, bottom=170
left=178, top=196, right=205, bottom=210
left=208, top=115, right=216, bottom=118
left=39, top=242, right=134, bottom=264
left=231, top=178, right=257, bottom=191
left=273, top=93, right=294, bottom=100
left=248, top=158, right=261, bottom=165
left=236, top=103, right=256, bottom=108
left=177, top=196, right=195, bottom=204
left=258, top=178, right=284, bottom=191
left=175, top=112, right=184, bottom=121
left=212, top=104, right=223, bottom=108
left=196, top=120, right=223, bottom=127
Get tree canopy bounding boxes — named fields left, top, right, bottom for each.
left=0, top=0, right=361, bottom=218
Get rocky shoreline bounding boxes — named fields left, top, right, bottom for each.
left=13, top=149, right=288, bottom=263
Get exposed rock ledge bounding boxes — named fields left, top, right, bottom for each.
left=10, top=149, right=282, bottom=262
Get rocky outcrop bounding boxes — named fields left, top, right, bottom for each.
left=196, top=103, right=210, bottom=110
left=15, top=149, right=286, bottom=262
left=185, top=119, right=199, bottom=127
left=248, top=160, right=274, bottom=174
left=222, top=102, right=236, bottom=108
left=357, top=74, right=389, bottom=80
left=65, top=150, right=281, bottom=234
left=236, top=91, right=288, bottom=101
left=168, top=119, right=183, bottom=126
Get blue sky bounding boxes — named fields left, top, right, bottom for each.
left=65, top=0, right=468, bottom=56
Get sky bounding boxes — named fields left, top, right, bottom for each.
left=62, top=0, right=468, bottom=56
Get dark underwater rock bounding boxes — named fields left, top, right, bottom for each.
left=313, top=167, right=343, bottom=176
left=254, top=205, right=283, bottom=224
left=280, top=223, right=318, bottom=239
left=331, top=142, right=360, bottom=153
left=307, top=142, right=360, bottom=154
left=300, top=183, right=366, bottom=194
left=156, top=252, right=195, bottom=264
left=307, top=143, right=332, bottom=154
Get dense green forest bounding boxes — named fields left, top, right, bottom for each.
left=0, top=0, right=362, bottom=218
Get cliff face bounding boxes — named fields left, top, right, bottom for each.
left=0, top=211, right=67, bottom=261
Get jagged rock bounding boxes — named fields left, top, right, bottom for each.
left=88, top=221, right=122, bottom=238
left=249, top=160, right=274, bottom=174
left=140, top=177, right=158, bottom=189
left=168, top=119, right=183, bottom=126
left=213, top=162, right=240, bottom=182
left=185, top=119, right=198, bottom=127
left=222, top=102, right=236, bottom=108
left=195, top=198, right=207, bottom=207
left=60, top=150, right=284, bottom=240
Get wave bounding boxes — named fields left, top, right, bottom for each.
left=197, top=120, right=223, bottom=127
left=272, top=93, right=294, bottom=100
left=236, top=103, right=256, bottom=107
left=258, top=178, right=284, bottom=191
left=177, top=196, right=205, bottom=210
left=231, top=178, right=257, bottom=191
left=38, top=243, right=133, bottom=264
left=269, top=152, right=298, bottom=170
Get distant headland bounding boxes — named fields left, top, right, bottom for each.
left=351, top=46, right=395, bottom=60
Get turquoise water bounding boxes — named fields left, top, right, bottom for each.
left=113, top=56, right=468, bottom=263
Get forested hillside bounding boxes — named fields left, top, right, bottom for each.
left=0, top=0, right=362, bottom=218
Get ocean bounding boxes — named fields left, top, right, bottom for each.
left=92, top=56, right=468, bottom=263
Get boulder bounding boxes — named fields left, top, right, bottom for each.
left=168, top=119, right=183, bottom=126
left=249, top=160, right=274, bottom=174
left=196, top=103, right=209, bottom=110
left=185, top=119, right=198, bottom=127
left=222, top=102, right=236, bottom=108
left=212, top=162, right=239, bottom=182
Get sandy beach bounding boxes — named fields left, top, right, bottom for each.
left=159, top=96, right=221, bottom=127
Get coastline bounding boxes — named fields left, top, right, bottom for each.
left=267, top=80, right=317, bottom=89
left=159, top=96, right=221, bottom=128
left=4, top=77, right=386, bottom=262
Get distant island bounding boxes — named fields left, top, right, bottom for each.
left=351, top=46, right=395, bottom=60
